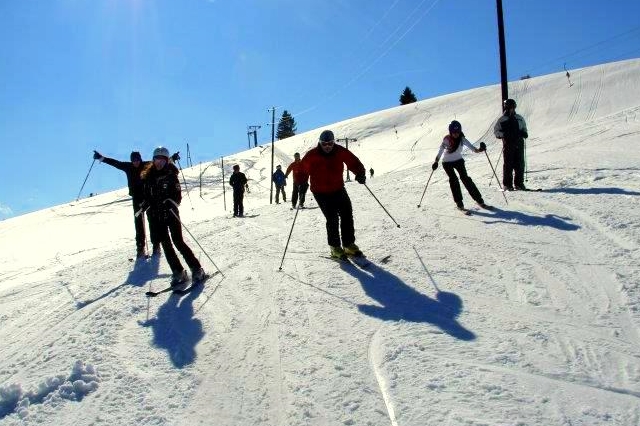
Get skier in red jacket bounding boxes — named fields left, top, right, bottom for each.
left=300, top=129, right=367, bottom=260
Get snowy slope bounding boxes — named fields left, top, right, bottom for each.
left=1, top=58, right=639, bottom=426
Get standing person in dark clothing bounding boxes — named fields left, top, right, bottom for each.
left=285, top=152, right=309, bottom=209
left=494, top=98, right=529, bottom=190
left=93, top=149, right=161, bottom=258
left=229, top=164, right=249, bottom=217
left=369, top=168, right=374, bottom=178
left=141, top=146, right=205, bottom=286
left=272, top=165, right=287, bottom=204
left=300, top=129, right=367, bottom=259
left=432, top=120, right=491, bottom=212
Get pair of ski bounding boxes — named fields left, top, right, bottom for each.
left=457, top=204, right=494, bottom=216
left=323, top=254, right=372, bottom=268
left=145, top=272, right=217, bottom=297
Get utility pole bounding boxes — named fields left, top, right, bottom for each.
left=268, top=107, right=276, bottom=204
left=186, top=143, right=193, bottom=168
left=336, top=137, right=357, bottom=181
left=247, top=125, right=261, bottom=148
left=496, top=0, right=509, bottom=108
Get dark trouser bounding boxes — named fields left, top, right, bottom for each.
left=442, top=159, right=484, bottom=207
left=291, top=182, right=309, bottom=208
left=275, top=185, right=286, bottom=203
left=314, top=188, right=355, bottom=248
left=233, top=190, right=244, bottom=216
left=156, top=209, right=201, bottom=274
left=132, top=198, right=158, bottom=251
left=503, top=142, right=525, bottom=188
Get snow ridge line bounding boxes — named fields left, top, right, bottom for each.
left=368, top=327, right=399, bottom=426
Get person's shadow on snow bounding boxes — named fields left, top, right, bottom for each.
left=76, top=255, right=161, bottom=309
left=139, top=283, right=205, bottom=368
left=343, top=263, right=475, bottom=341
left=472, top=207, right=580, bottom=231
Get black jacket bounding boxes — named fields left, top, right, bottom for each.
left=229, top=172, right=248, bottom=193
left=102, top=157, right=151, bottom=199
left=142, top=163, right=181, bottom=218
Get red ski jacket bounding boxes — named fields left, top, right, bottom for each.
left=300, top=144, right=365, bottom=194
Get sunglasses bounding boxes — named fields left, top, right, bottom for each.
left=320, top=141, right=335, bottom=146
left=153, top=156, right=167, bottom=161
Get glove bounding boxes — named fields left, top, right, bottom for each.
left=93, top=150, right=102, bottom=160
left=520, top=130, right=528, bottom=139
left=479, top=142, right=487, bottom=152
left=355, top=173, right=366, bottom=184
left=171, top=152, right=180, bottom=162
left=431, top=161, right=438, bottom=171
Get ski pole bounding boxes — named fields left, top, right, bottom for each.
left=165, top=200, right=224, bottom=277
left=417, top=168, right=435, bottom=208
left=484, top=150, right=508, bottom=205
left=524, top=138, right=528, bottom=182
left=278, top=205, right=302, bottom=271
left=488, top=150, right=502, bottom=187
left=76, top=158, right=96, bottom=201
left=175, top=158, right=194, bottom=210
left=364, top=183, right=400, bottom=228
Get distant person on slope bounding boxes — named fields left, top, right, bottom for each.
left=432, top=120, right=491, bottom=212
left=93, top=149, right=161, bottom=258
left=493, top=98, right=529, bottom=190
left=141, top=146, right=205, bottom=287
left=300, top=129, right=367, bottom=260
left=229, top=164, right=249, bottom=217
left=285, top=152, right=309, bottom=209
left=272, top=165, right=287, bottom=204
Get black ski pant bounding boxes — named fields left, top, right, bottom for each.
left=156, top=209, right=201, bottom=274
left=132, top=197, right=158, bottom=251
left=442, top=159, right=484, bottom=207
left=275, top=184, right=286, bottom=203
left=233, top=190, right=245, bottom=217
left=314, top=188, right=355, bottom=248
left=291, top=182, right=309, bottom=208
left=502, top=141, right=525, bottom=189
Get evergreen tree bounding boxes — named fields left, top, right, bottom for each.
left=276, top=110, right=297, bottom=140
left=399, top=86, right=418, bottom=105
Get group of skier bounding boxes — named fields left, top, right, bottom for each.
left=93, top=148, right=205, bottom=288
left=93, top=98, right=528, bottom=284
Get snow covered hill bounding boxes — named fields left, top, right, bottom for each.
left=1, top=58, right=639, bottom=426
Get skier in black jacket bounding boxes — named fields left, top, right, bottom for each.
left=93, top=150, right=161, bottom=258
left=493, top=98, right=529, bottom=190
left=141, top=146, right=204, bottom=286
left=229, top=164, right=249, bottom=217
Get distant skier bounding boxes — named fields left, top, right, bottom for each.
left=93, top=149, right=161, bottom=258
left=432, top=120, right=491, bottom=212
left=272, top=165, right=287, bottom=204
left=300, top=129, right=367, bottom=260
left=494, top=98, right=529, bottom=190
left=141, top=146, right=205, bottom=286
left=369, top=168, right=374, bottom=178
left=285, top=152, right=309, bottom=209
left=229, top=164, right=249, bottom=217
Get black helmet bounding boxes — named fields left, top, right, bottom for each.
left=448, top=120, right=462, bottom=133
left=319, top=130, right=335, bottom=143
left=233, top=164, right=240, bottom=171
left=504, top=98, right=517, bottom=109
left=130, top=151, right=142, bottom=162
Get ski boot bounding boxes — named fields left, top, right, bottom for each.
left=343, top=243, right=363, bottom=257
left=330, top=246, right=347, bottom=260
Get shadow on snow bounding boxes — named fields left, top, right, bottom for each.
left=75, top=255, right=161, bottom=309
left=473, top=207, right=580, bottom=231
left=139, top=283, right=205, bottom=369
left=343, top=263, right=476, bottom=341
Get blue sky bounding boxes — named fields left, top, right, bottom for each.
left=1, top=0, right=639, bottom=219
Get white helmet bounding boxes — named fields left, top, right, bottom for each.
left=153, top=146, right=170, bottom=159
